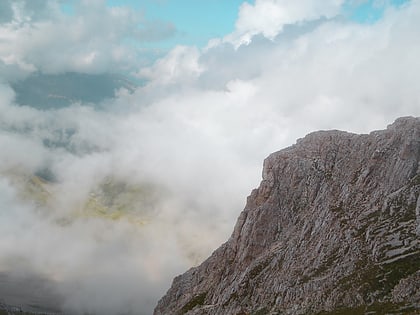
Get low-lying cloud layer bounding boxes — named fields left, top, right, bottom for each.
left=0, top=1, right=419, bottom=314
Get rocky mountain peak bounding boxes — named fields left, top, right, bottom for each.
left=155, top=117, right=420, bottom=315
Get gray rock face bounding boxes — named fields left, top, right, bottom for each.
left=154, top=117, right=420, bottom=315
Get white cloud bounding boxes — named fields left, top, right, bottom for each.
left=138, top=45, right=204, bottom=86
left=0, top=0, right=175, bottom=76
left=0, top=1, right=420, bottom=314
left=225, top=0, right=345, bottom=46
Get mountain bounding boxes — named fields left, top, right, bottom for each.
left=154, top=117, right=420, bottom=315
left=11, top=72, right=137, bottom=109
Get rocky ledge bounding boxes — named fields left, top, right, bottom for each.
left=154, top=117, right=420, bottom=315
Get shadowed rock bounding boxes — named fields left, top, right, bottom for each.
left=154, top=117, right=420, bottom=315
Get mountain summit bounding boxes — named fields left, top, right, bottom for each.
left=155, top=117, right=420, bottom=315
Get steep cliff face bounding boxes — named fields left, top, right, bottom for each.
left=154, top=117, right=420, bottom=315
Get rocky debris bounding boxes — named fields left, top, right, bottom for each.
left=154, top=117, right=420, bottom=315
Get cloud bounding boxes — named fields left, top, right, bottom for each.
left=138, top=46, right=203, bottom=86
left=0, top=1, right=420, bottom=314
left=0, top=1, right=14, bottom=24
left=225, top=0, right=345, bottom=46
left=0, top=0, right=175, bottom=76
left=135, top=19, right=176, bottom=42
left=0, top=174, right=189, bottom=314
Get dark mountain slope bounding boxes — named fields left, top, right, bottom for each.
left=155, top=117, right=420, bottom=315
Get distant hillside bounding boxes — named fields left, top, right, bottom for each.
left=11, top=72, right=138, bottom=109
left=2, top=171, right=158, bottom=225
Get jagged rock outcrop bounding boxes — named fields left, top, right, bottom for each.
left=154, top=117, right=420, bottom=315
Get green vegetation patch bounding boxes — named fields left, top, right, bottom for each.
left=315, top=302, right=419, bottom=315
left=337, top=252, right=420, bottom=300
left=251, top=307, right=269, bottom=315
left=408, top=174, right=420, bottom=187
left=179, top=292, right=207, bottom=314
left=248, top=259, right=271, bottom=280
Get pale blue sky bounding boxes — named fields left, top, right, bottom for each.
left=344, top=0, right=409, bottom=23
left=61, top=0, right=410, bottom=50
left=111, top=0, right=410, bottom=48
left=107, top=0, right=248, bottom=48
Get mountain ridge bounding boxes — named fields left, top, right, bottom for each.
left=11, top=72, right=137, bottom=109
left=154, top=116, right=420, bottom=315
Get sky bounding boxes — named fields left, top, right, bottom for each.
left=0, top=0, right=419, bottom=314
left=106, top=0, right=248, bottom=48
